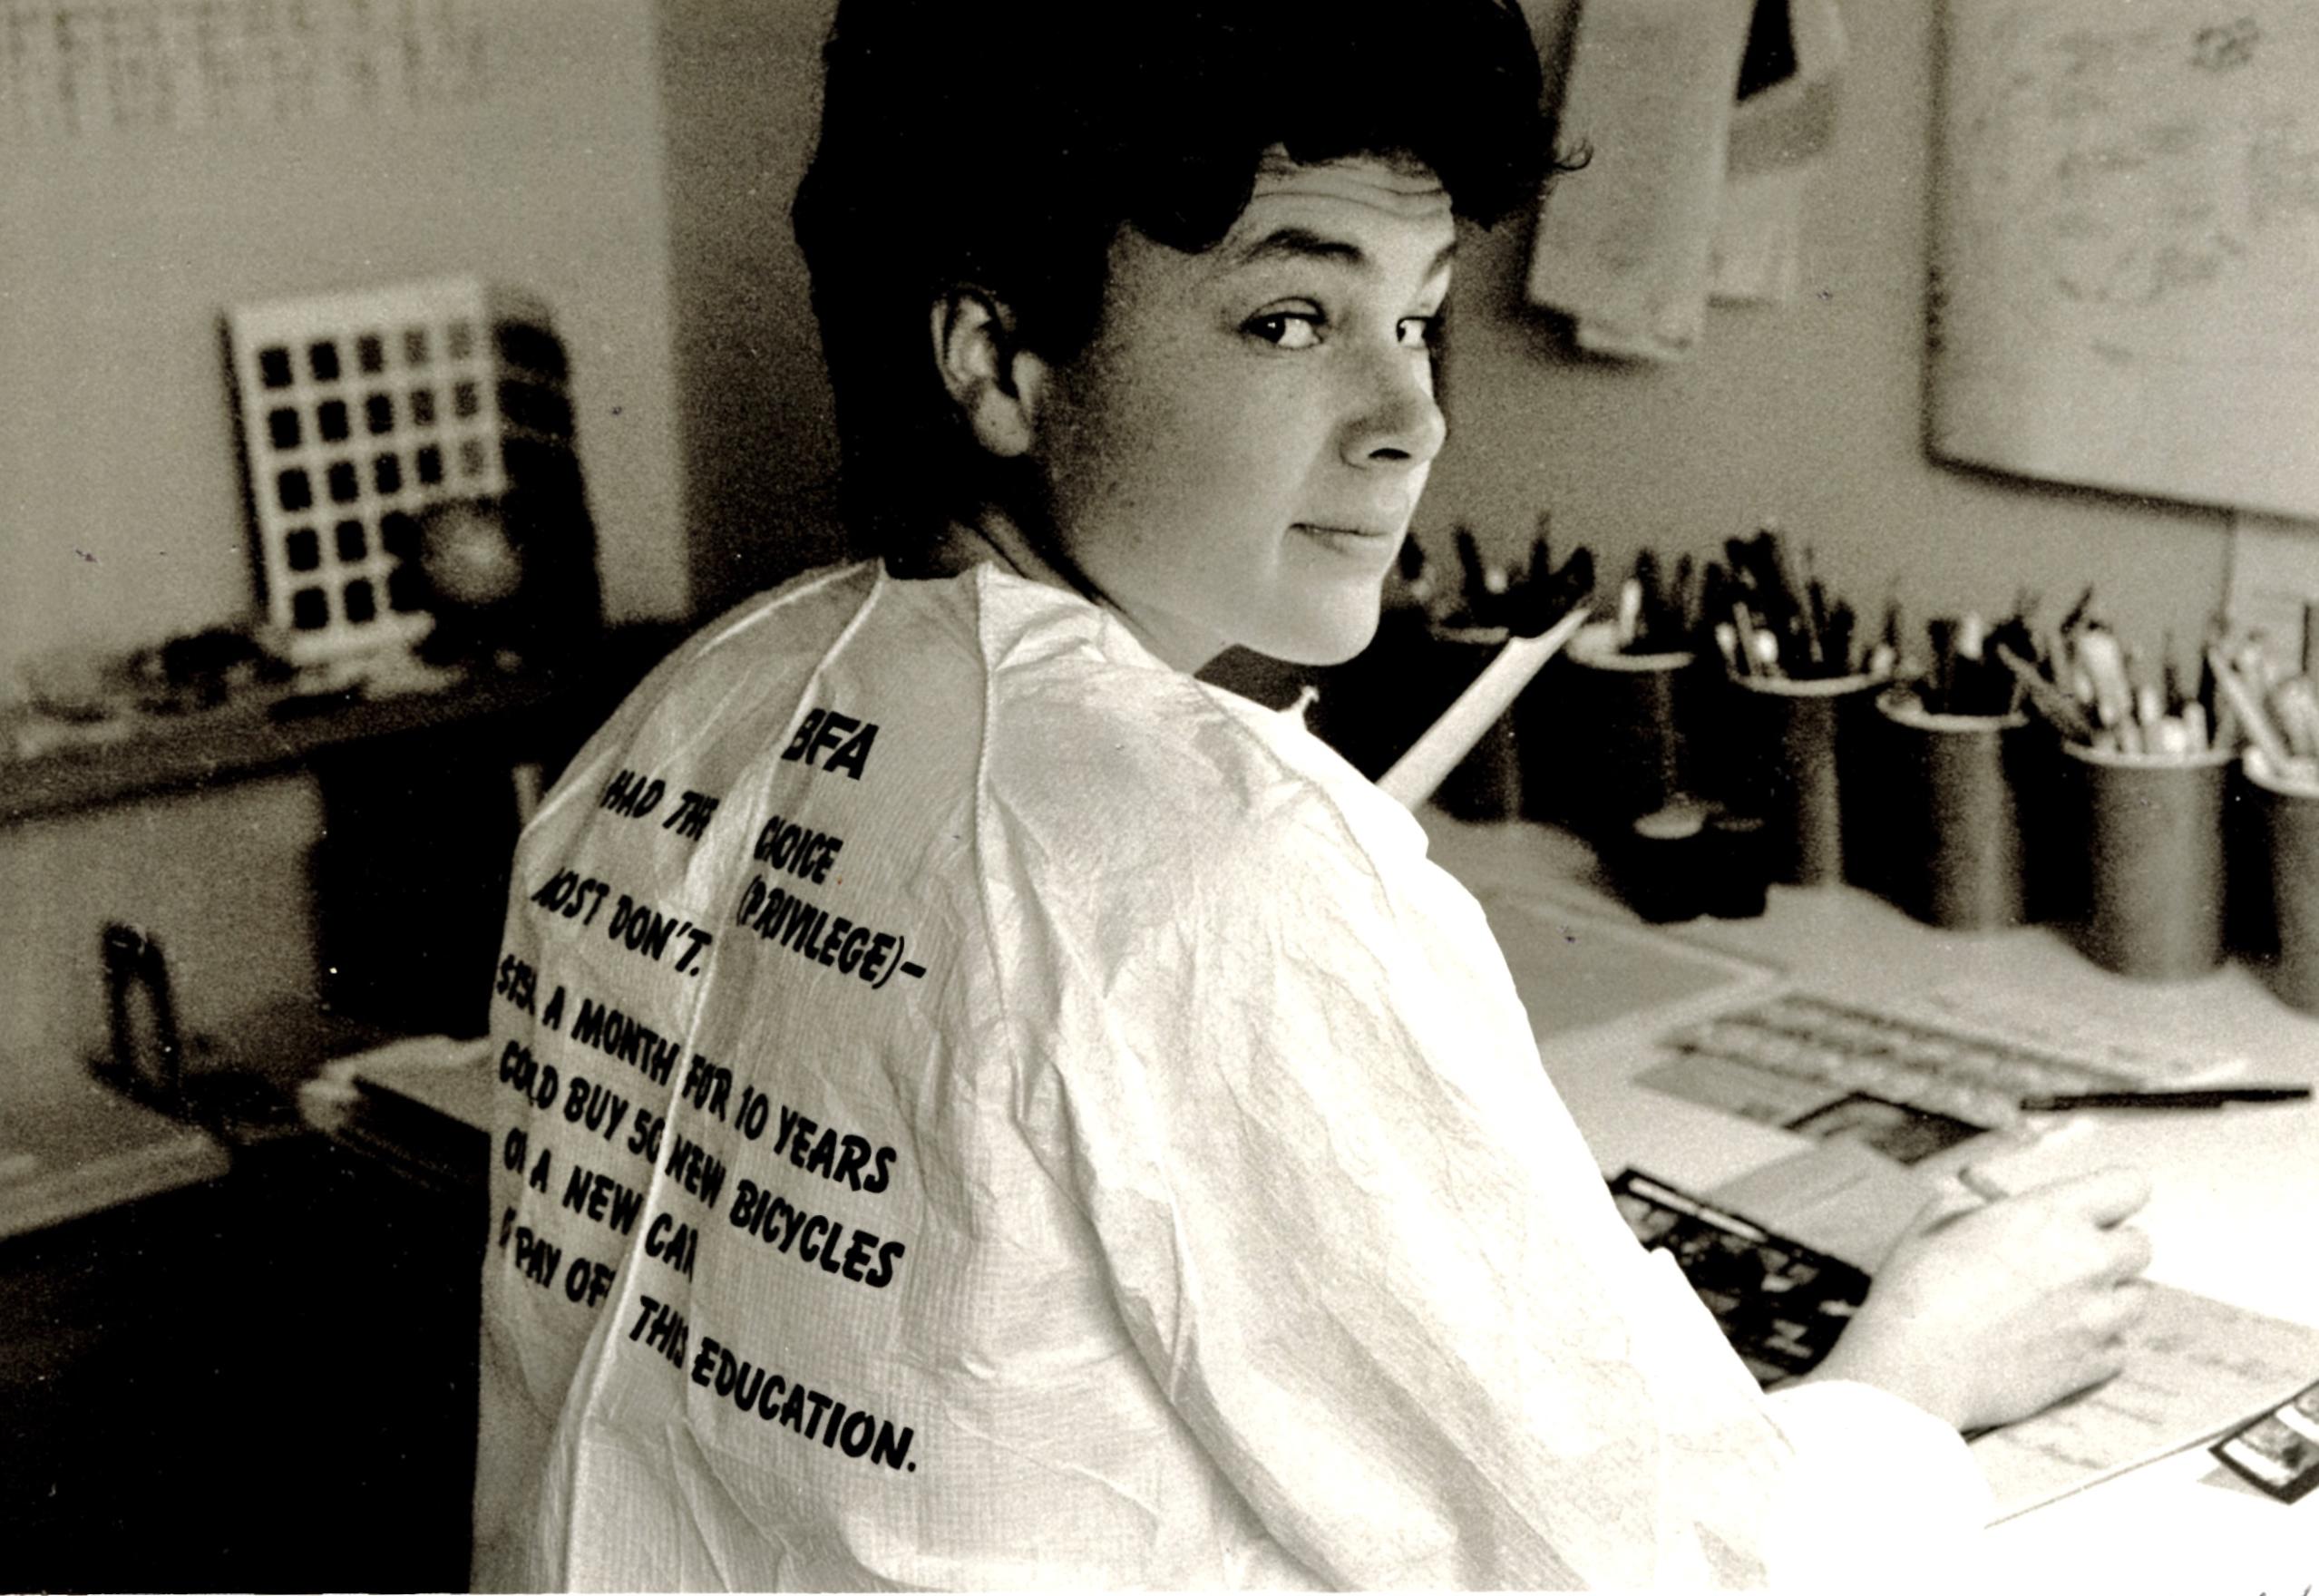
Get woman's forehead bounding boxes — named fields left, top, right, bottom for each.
left=1240, top=147, right=1454, bottom=228
left=1188, top=153, right=1457, bottom=284
left=1097, top=150, right=1457, bottom=319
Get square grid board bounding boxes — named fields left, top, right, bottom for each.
left=226, top=277, right=518, bottom=664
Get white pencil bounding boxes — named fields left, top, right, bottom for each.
left=1379, top=604, right=1593, bottom=810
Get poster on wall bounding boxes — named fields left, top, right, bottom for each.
left=1929, top=3, right=2319, bottom=518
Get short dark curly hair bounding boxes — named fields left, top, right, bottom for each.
left=793, top=0, right=1568, bottom=562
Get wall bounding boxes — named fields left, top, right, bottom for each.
left=1424, top=0, right=2236, bottom=648
left=0, top=778, right=322, bottom=1097
left=661, top=1, right=2241, bottom=649
left=0, top=0, right=686, bottom=689
left=657, top=0, right=847, bottom=619
left=0, top=0, right=682, bottom=1090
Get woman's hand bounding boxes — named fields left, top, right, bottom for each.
left=1806, top=1167, right=2154, bottom=1434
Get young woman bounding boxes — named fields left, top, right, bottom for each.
left=473, top=3, right=2150, bottom=1586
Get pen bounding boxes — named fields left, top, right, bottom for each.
left=2018, top=1087, right=2314, bottom=1112
left=2076, top=626, right=2135, bottom=735
left=1926, top=617, right=1958, bottom=711
left=1453, top=526, right=1489, bottom=620
left=1824, top=599, right=1856, bottom=676
left=1632, top=549, right=1664, bottom=642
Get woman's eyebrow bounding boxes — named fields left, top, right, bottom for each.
left=1226, top=227, right=1458, bottom=280
left=1234, top=226, right=1366, bottom=268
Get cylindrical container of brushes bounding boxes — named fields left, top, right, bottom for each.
left=1722, top=667, right=1887, bottom=887
left=1872, top=686, right=2029, bottom=929
left=2062, top=741, right=2233, bottom=979
left=1426, top=622, right=1524, bottom=822
left=1532, top=620, right=1697, bottom=837
left=2247, top=748, right=2319, bottom=1012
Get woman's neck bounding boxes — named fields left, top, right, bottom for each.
left=907, top=509, right=1068, bottom=588
left=901, top=507, right=1216, bottom=675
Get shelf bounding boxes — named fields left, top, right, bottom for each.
left=0, top=624, right=684, bottom=829
left=0, top=669, right=555, bottom=828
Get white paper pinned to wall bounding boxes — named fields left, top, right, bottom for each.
left=1710, top=0, right=1846, bottom=307
left=1930, top=1, right=2319, bottom=518
left=1526, top=0, right=1755, bottom=362
left=0, top=0, right=492, bottom=140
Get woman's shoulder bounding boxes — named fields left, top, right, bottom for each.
left=980, top=656, right=1423, bottom=920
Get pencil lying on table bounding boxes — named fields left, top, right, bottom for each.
left=2019, top=1086, right=2312, bottom=1112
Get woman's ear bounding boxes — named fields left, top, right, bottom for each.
left=931, top=288, right=1050, bottom=459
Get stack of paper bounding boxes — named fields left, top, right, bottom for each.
left=301, top=1035, right=492, bottom=1190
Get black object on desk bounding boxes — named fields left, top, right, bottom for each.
left=1702, top=811, right=1770, bottom=918
left=2020, top=1087, right=2313, bottom=1112
left=1608, top=803, right=1710, bottom=923
left=93, top=923, right=309, bottom=1143
left=96, top=921, right=185, bottom=1114
left=1609, top=1168, right=1870, bottom=1387
left=1602, top=803, right=1770, bottom=924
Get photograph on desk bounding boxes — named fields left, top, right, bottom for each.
left=2215, top=1381, right=2319, bottom=1504
left=1603, top=1143, right=2319, bottom=1524
left=1606, top=1167, right=1872, bottom=1387
left=12, top=0, right=2319, bottom=1591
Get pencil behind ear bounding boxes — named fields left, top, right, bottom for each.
left=931, top=288, right=1048, bottom=460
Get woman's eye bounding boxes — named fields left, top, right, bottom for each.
left=1248, top=311, right=1322, bottom=349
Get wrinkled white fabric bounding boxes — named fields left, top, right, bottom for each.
left=472, top=561, right=1989, bottom=1591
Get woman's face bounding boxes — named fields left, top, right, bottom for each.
left=1027, top=152, right=1456, bottom=670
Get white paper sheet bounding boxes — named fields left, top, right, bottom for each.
left=1969, top=1281, right=2319, bottom=1520
left=1931, top=1, right=2319, bottom=517
left=1710, top=0, right=1846, bottom=306
left=1528, top=0, right=1754, bottom=360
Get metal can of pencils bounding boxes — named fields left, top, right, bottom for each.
left=2063, top=741, right=2232, bottom=979
left=1721, top=668, right=1885, bottom=887
left=2246, top=749, right=2319, bottom=1011
left=1873, top=688, right=2028, bottom=930
left=1427, top=623, right=1524, bottom=822
left=1535, top=620, right=1697, bottom=836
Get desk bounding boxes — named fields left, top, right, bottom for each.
left=1424, top=813, right=2319, bottom=1589
left=0, top=1074, right=229, bottom=1242
left=273, top=817, right=2317, bottom=1585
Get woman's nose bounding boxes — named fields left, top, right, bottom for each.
left=1340, top=345, right=1447, bottom=471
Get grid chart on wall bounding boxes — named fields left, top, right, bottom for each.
left=224, top=275, right=568, bottom=664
